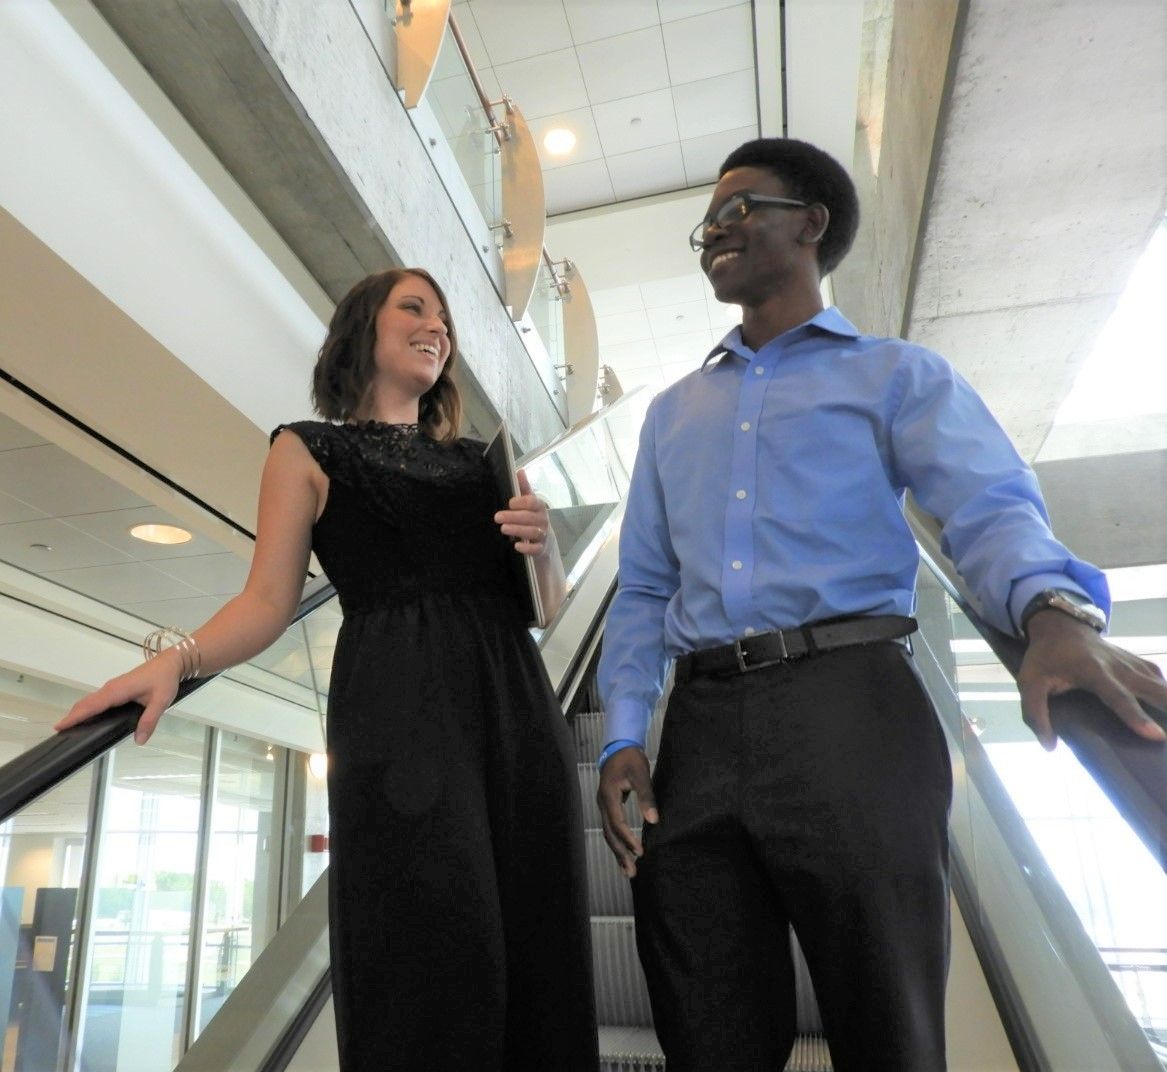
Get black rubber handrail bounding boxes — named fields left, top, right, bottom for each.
left=0, top=574, right=337, bottom=824
left=923, top=555, right=1167, bottom=874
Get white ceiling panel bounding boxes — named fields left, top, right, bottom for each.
left=562, top=0, right=661, bottom=45
left=528, top=108, right=604, bottom=170
left=0, top=443, right=148, bottom=516
left=590, top=282, right=647, bottom=317
left=576, top=28, right=670, bottom=105
left=681, top=124, right=760, bottom=185
left=647, top=299, right=711, bottom=338
left=543, top=158, right=615, bottom=214
left=593, top=89, right=680, bottom=156
left=120, top=594, right=229, bottom=629
left=597, top=338, right=662, bottom=371
left=0, top=517, right=132, bottom=572
left=0, top=413, right=47, bottom=451
left=0, top=490, right=47, bottom=526
left=44, top=561, right=205, bottom=604
left=617, top=366, right=667, bottom=392
left=663, top=5, right=755, bottom=83
left=60, top=505, right=232, bottom=562
left=673, top=69, right=758, bottom=141
left=639, top=273, right=706, bottom=306
left=656, top=331, right=719, bottom=367
left=152, top=553, right=251, bottom=596
left=596, top=309, right=654, bottom=345
left=446, top=4, right=492, bottom=73
left=608, top=143, right=686, bottom=201
left=467, top=0, right=574, bottom=66
left=658, top=0, right=750, bottom=24
left=494, top=48, right=590, bottom=119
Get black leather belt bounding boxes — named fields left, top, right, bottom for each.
left=673, top=615, right=917, bottom=684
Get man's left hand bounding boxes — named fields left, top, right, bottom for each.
left=1017, top=610, right=1167, bottom=750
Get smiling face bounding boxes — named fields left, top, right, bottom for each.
left=371, top=275, right=452, bottom=405
left=699, top=166, right=827, bottom=309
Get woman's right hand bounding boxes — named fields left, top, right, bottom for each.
left=55, top=653, right=182, bottom=745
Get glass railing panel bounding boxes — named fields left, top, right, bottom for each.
left=425, top=21, right=502, bottom=233
left=75, top=718, right=209, bottom=1072
left=526, top=260, right=566, bottom=373
left=521, top=389, right=651, bottom=585
left=912, top=564, right=1165, bottom=1068
left=0, top=766, right=94, bottom=1072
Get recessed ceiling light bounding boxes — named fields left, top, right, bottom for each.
left=130, top=523, right=193, bottom=545
left=543, top=127, right=576, bottom=155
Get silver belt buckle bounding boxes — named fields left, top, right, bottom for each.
left=734, top=630, right=787, bottom=672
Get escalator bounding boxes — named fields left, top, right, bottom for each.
left=2, top=388, right=1166, bottom=1070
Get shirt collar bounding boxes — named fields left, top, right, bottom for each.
left=701, top=306, right=861, bottom=369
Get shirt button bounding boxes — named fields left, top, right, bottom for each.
left=744, top=627, right=756, bottom=636
left=735, top=490, right=746, bottom=500
left=740, top=421, right=751, bottom=431
left=731, top=560, right=743, bottom=570
left=754, top=367, right=765, bottom=376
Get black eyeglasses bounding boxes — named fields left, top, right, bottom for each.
left=689, top=192, right=810, bottom=251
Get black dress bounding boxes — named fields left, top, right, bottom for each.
left=274, top=421, right=598, bottom=1071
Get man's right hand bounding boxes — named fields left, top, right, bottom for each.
left=596, top=746, right=659, bottom=878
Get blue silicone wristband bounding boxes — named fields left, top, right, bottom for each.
left=597, top=739, right=642, bottom=770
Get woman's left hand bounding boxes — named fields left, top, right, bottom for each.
left=494, top=470, right=553, bottom=557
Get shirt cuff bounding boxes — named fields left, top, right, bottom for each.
left=603, top=698, right=652, bottom=751
left=597, top=739, right=642, bottom=770
left=1007, top=573, right=1091, bottom=635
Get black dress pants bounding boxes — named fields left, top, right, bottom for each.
left=632, top=642, right=952, bottom=1072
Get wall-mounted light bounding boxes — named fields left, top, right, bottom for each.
left=308, top=752, right=328, bottom=779
left=130, top=523, right=193, bottom=545
left=543, top=128, right=576, bottom=156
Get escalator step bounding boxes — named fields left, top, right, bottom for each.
left=585, top=829, right=634, bottom=916
left=570, top=711, right=664, bottom=765
left=591, top=917, right=654, bottom=1025
left=597, top=1025, right=665, bottom=1071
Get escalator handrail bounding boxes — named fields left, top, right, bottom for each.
left=0, top=574, right=337, bottom=824
left=914, top=536, right=1167, bottom=873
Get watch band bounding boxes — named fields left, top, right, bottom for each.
left=1020, top=588, right=1106, bottom=637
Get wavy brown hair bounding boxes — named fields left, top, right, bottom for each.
left=312, top=268, right=462, bottom=442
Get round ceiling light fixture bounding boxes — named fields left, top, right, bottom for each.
left=130, top=523, right=193, bottom=545
left=543, top=127, right=577, bottom=155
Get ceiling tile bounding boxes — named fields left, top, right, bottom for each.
left=593, top=89, right=679, bottom=156
left=706, top=298, right=743, bottom=333
left=121, top=594, right=229, bottom=630
left=639, top=273, right=707, bottom=307
left=152, top=553, right=251, bottom=596
left=0, top=414, right=47, bottom=452
left=59, top=505, right=231, bottom=562
left=681, top=123, right=759, bottom=184
left=468, top=0, right=574, bottom=66
left=562, top=0, right=661, bottom=44
left=655, top=329, right=720, bottom=366
left=658, top=0, right=749, bottom=24
left=528, top=108, right=604, bottom=169
left=590, top=283, right=646, bottom=316
left=617, top=366, right=666, bottom=393
left=596, top=309, right=653, bottom=345
left=493, top=48, right=590, bottom=119
left=662, top=362, right=699, bottom=387
left=543, top=159, right=616, bottom=215
left=607, top=142, right=686, bottom=201
left=664, top=5, right=754, bottom=83
left=598, top=338, right=661, bottom=371
left=0, top=517, right=131, bottom=572
left=45, top=561, right=204, bottom=604
left=447, top=5, right=493, bottom=74
left=0, top=444, right=148, bottom=517
left=648, top=299, right=711, bottom=338
left=0, top=490, right=46, bottom=526
left=672, top=69, right=758, bottom=141
left=576, top=28, right=669, bottom=106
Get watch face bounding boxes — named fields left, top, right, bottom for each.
left=1049, top=591, right=1106, bottom=629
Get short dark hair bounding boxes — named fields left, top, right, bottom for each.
left=312, top=268, right=462, bottom=442
left=719, top=138, right=860, bottom=276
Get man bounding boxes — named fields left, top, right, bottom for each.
left=595, top=137, right=1167, bottom=1071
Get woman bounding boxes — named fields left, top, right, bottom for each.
left=58, top=268, right=599, bottom=1070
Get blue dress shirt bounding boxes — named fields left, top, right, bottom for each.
left=598, top=307, right=1109, bottom=750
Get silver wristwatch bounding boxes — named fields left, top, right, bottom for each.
left=1019, top=588, right=1106, bottom=638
